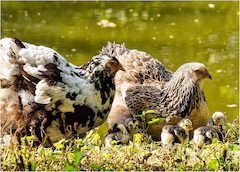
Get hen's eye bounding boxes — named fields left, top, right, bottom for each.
left=195, top=69, right=200, bottom=73
left=111, top=59, right=118, bottom=63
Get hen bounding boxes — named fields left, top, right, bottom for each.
left=125, top=62, right=212, bottom=140
left=101, top=43, right=172, bottom=139
left=0, top=38, right=124, bottom=144
left=102, top=43, right=211, bottom=141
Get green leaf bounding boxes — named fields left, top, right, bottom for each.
left=143, top=110, right=158, bottom=115
left=97, top=122, right=109, bottom=144
left=63, top=164, right=77, bottom=171
left=26, top=135, right=35, bottom=142
left=110, top=140, right=120, bottom=145
left=53, top=143, right=65, bottom=149
left=74, top=151, right=83, bottom=166
left=135, top=114, right=143, bottom=118
left=211, top=138, right=219, bottom=144
left=53, top=139, right=66, bottom=149
left=31, top=161, right=36, bottom=171
left=39, top=147, right=45, bottom=156
left=147, top=117, right=165, bottom=124
left=134, top=133, right=142, bottom=144
left=136, top=110, right=158, bottom=124
left=207, top=158, right=219, bottom=170
left=80, top=145, right=88, bottom=151
left=228, top=144, right=239, bottom=151
left=90, top=164, right=104, bottom=170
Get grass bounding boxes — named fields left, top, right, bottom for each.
left=0, top=119, right=239, bottom=171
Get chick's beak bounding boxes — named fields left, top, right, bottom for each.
left=189, top=126, right=193, bottom=131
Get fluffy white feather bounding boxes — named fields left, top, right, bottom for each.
left=0, top=38, right=124, bottom=144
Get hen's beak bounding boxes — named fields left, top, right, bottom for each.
left=107, top=61, right=125, bottom=73
left=118, top=63, right=125, bottom=71
left=205, top=69, right=212, bottom=80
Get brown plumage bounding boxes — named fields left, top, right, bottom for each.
left=102, top=43, right=211, bottom=141
left=101, top=43, right=172, bottom=140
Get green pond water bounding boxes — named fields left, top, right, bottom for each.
left=1, top=1, right=239, bottom=121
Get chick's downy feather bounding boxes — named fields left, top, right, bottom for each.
left=161, top=119, right=193, bottom=145
left=193, top=112, right=225, bottom=147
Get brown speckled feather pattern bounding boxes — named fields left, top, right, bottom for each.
left=125, top=63, right=210, bottom=140
left=101, top=43, right=172, bottom=127
left=100, top=43, right=209, bottom=140
left=102, top=43, right=210, bottom=141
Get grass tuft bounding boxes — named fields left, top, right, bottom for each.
left=1, top=118, right=239, bottom=171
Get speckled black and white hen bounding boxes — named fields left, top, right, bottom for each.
left=193, top=112, right=225, bottom=147
left=101, top=43, right=172, bottom=140
left=0, top=38, right=124, bottom=144
left=125, top=62, right=212, bottom=140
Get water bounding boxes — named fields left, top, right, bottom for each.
left=1, top=1, right=238, bottom=120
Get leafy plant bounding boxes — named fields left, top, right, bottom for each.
left=136, top=110, right=165, bottom=133
left=1, top=118, right=239, bottom=171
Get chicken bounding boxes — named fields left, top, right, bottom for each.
left=193, top=112, right=225, bottom=147
left=0, top=38, right=124, bottom=144
left=161, top=119, right=193, bottom=146
left=101, top=43, right=172, bottom=141
left=105, top=117, right=138, bottom=147
left=125, top=62, right=212, bottom=140
left=207, top=111, right=225, bottom=130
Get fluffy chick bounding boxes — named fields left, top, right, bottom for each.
left=193, top=112, right=225, bottom=147
left=207, top=111, right=225, bottom=128
left=105, top=117, right=138, bottom=147
left=161, top=119, right=193, bottom=146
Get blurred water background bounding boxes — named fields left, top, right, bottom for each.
left=1, top=1, right=239, bottom=120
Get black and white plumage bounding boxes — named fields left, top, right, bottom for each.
left=0, top=38, right=124, bottom=144
left=193, top=112, right=225, bottom=147
left=161, top=119, right=193, bottom=145
left=125, top=62, right=212, bottom=140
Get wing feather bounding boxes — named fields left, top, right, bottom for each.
left=0, top=38, right=80, bottom=107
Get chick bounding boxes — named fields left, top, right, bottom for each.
left=207, top=112, right=225, bottom=129
left=105, top=118, right=138, bottom=147
left=161, top=119, right=193, bottom=146
left=193, top=112, right=225, bottom=147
